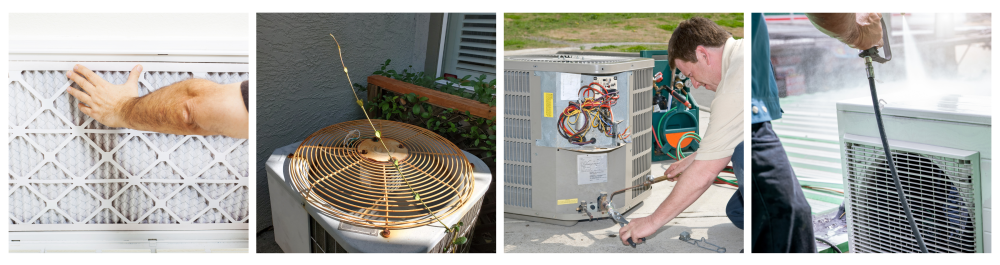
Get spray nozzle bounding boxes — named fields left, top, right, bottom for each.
left=859, top=17, right=892, bottom=63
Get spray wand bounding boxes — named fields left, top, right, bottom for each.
left=858, top=16, right=928, bottom=253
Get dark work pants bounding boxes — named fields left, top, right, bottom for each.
left=726, top=142, right=744, bottom=230
left=751, top=122, right=816, bottom=253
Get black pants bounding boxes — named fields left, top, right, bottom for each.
left=726, top=142, right=744, bottom=230
left=751, top=122, right=816, bottom=253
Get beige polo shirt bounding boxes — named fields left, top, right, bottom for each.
left=695, top=38, right=744, bottom=161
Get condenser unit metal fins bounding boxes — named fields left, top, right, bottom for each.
left=844, top=138, right=979, bottom=252
left=504, top=70, right=533, bottom=209
left=837, top=92, right=990, bottom=253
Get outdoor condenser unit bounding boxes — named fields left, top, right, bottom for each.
left=503, top=55, right=655, bottom=223
left=265, top=120, right=492, bottom=253
left=837, top=92, right=991, bottom=253
left=8, top=40, right=250, bottom=252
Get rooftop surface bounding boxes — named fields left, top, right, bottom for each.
left=504, top=109, right=745, bottom=253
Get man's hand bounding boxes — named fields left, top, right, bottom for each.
left=66, top=64, right=143, bottom=128
left=664, top=152, right=697, bottom=181
left=618, top=216, right=663, bottom=246
left=851, top=13, right=884, bottom=49
left=806, top=13, right=884, bottom=49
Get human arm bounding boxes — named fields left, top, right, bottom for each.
left=66, top=64, right=248, bottom=139
left=618, top=154, right=732, bottom=245
left=806, top=13, right=884, bottom=49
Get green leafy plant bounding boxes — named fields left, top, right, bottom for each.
left=356, top=59, right=497, bottom=167
left=357, top=59, right=496, bottom=107
left=367, top=92, right=495, bottom=165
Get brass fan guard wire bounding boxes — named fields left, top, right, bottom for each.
left=289, top=120, right=475, bottom=229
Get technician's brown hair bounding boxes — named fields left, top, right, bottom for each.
left=667, top=17, right=733, bottom=69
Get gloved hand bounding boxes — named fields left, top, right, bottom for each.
left=806, top=13, right=884, bottom=49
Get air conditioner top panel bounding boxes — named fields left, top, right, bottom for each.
left=836, top=92, right=991, bottom=126
left=505, top=54, right=654, bottom=74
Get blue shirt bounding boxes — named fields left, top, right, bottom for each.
left=751, top=13, right=783, bottom=124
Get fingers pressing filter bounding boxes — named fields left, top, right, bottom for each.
left=77, top=103, right=93, bottom=116
left=73, top=64, right=107, bottom=86
left=66, top=67, right=95, bottom=93
left=127, top=64, right=143, bottom=85
left=66, top=85, right=92, bottom=105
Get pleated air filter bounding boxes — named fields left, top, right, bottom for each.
left=289, top=119, right=475, bottom=233
left=9, top=65, right=250, bottom=231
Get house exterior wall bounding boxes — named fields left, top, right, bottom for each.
left=255, top=13, right=430, bottom=232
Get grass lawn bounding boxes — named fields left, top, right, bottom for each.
left=590, top=44, right=671, bottom=53
left=505, top=13, right=744, bottom=51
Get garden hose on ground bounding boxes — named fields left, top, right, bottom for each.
left=817, top=237, right=843, bottom=253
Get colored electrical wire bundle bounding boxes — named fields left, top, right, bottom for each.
left=558, top=82, right=628, bottom=145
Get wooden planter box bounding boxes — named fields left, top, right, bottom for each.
left=366, top=75, right=496, bottom=119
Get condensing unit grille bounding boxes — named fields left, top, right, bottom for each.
left=503, top=70, right=532, bottom=209
left=628, top=68, right=653, bottom=200
left=9, top=64, right=250, bottom=231
left=844, top=142, right=978, bottom=253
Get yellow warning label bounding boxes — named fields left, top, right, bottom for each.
left=544, top=93, right=554, bottom=117
left=557, top=198, right=578, bottom=205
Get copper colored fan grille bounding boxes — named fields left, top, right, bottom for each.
left=289, top=119, right=474, bottom=230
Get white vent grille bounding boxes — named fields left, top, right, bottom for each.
left=845, top=142, right=979, bottom=253
left=9, top=63, right=249, bottom=231
left=442, top=13, right=496, bottom=79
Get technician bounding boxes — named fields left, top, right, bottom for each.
left=749, top=13, right=883, bottom=253
left=66, top=64, right=249, bottom=139
left=619, top=17, right=745, bottom=246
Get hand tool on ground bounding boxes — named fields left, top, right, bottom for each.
left=679, top=231, right=726, bottom=253
left=857, top=16, right=927, bottom=253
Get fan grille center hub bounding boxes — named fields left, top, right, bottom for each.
left=356, top=138, right=409, bottom=162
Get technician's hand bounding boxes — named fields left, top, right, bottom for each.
left=618, top=216, right=662, bottom=246
left=664, top=152, right=697, bottom=181
left=850, top=13, right=884, bottom=49
left=806, top=13, right=883, bottom=49
left=66, top=64, right=142, bottom=128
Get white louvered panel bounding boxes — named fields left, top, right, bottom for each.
left=9, top=61, right=249, bottom=231
left=845, top=141, right=979, bottom=253
left=442, top=13, right=496, bottom=80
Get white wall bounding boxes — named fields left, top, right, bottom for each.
left=10, top=13, right=249, bottom=41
